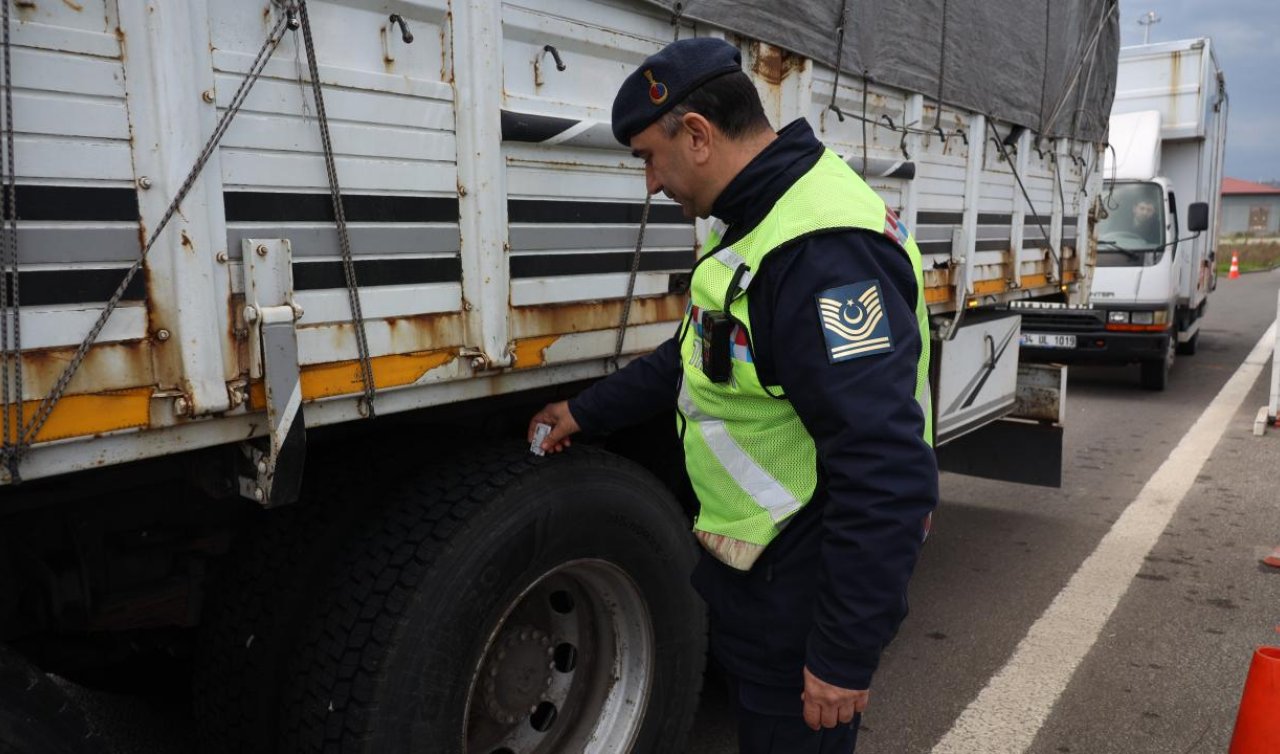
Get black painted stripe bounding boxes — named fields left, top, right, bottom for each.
left=8, top=267, right=145, bottom=306
left=887, top=162, right=916, bottom=180
left=508, top=199, right=690, bottom=225
left=293, top=257, right=462, bottom=290
left=917, top=211, right=964, bottom=225
left=224, top=192, right=458, bottom=223
left=1023, top=237, right=1049, bottom=249
left=500, top=110, right=579, bottom=143
left=1064, top=216, right=1079, bottom=226
left=918, top=240, right=1011, bottom=254
left=5, top=185, right=139, bottom=222
left=510, top=250, right=691, bottom=278
left=918, top=212, right=1018, bottom=226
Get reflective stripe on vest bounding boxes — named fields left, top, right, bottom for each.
left=679, top=148, right=932, bottom=571
left=678, top=380, right=802, bottom=523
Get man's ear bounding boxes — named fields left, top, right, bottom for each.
left=681, top=112, right=715, bottom=164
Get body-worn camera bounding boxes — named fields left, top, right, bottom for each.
left=700, top=310, right=733, bottom=383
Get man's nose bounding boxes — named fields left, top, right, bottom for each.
left=645, top=166, right=663, bottom=196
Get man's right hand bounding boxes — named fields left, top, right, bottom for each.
left=527, top=401, right=581, bottom=455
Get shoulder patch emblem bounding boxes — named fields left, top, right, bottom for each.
left=884, top=207, right=910, bottom=247
left=815, top=280, right=894, bottom=363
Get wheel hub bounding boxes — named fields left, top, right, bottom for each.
left=480, top=624, right=555, bottom=725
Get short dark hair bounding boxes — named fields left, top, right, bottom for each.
left=658, top=71, right=772, bottom=140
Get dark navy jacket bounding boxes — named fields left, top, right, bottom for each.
left=569, top=120, right=939, bottom=712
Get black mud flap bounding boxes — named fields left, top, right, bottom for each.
left=935, top=418, right=1063, bottom=488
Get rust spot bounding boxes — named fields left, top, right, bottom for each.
left=16, top=340, right=154, bottom=417
left=263, top=4, right=271, bottom=23
left=382, top=26, right=396, bottom=72
left=311, top=312, right=466, bottom=361
left=750, top=42, right=804, bottom=86
left=382, top=312, right=465, bottom=345
left=440, top=26, right=450, bottom=83
left=509, top=295, right=686, bottom=339
left=180, top=229, right=194, bottom=253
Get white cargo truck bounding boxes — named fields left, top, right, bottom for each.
left=1018, top=38, right=1228, bottom=390
left=0, top=1, right=1117, bottom=751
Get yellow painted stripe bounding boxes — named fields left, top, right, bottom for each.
left=249, top=348, right=458, bottom=408
left=6, top=387, right=152, bottom=444
left=512, top=336, right=561, bottom=369
left=927, top=268, right=1079, bottom=306
left=925, top=286, right=951, bottom=304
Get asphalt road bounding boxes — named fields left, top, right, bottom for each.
left=61, top=270, right=1280, bottom=754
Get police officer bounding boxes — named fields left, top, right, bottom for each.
left=529, top=37, right=938, bottom=753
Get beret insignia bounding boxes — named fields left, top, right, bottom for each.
left=644, top=69, right=669, bottom=105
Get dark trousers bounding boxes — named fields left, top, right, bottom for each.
left=736, top=708, right=860, bottom=754
left=726, top=674, right=860, bottom=754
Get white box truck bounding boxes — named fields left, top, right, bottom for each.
left=0, top=1, right=1117, bottom=751
left=1018, top=38, right=1228, bottom=390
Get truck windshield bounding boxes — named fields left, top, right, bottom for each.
left=1097, top=182, right=1165, bottom=267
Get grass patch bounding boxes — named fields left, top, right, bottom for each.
left=1216, top=238, right=1280, bottom=274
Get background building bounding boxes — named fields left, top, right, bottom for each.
left=1221, top=177, right=1280, bottom=236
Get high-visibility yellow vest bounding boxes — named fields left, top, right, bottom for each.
left=679, top=148, right=932, bottom=571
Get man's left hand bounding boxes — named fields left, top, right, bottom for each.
left=801, top=666, right=869, bottom=730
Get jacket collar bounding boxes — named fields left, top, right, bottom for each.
left=710, top=119, right=824, bottom=239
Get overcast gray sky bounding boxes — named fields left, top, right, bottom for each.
left=1117, top=0, right=1279, bottom=183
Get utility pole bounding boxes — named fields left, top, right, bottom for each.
left=1138, top=11, right=1161, bottom=44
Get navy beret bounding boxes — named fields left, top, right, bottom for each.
left=611, top=38, right=742, bottom=145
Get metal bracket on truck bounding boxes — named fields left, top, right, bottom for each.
left=241, top=238, right=305, bottom=507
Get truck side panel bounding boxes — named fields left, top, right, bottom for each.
left=2, top=0, right=1103, bottom=485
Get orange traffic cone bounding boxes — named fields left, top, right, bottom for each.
left=1229, top=251, right=1241, bottom=279
left=1229, top=646, right=1280, bottom=752
left=1264, top=546, right=1280, bottom=569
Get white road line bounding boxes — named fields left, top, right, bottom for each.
left=932, top=320, right=1279, bottom=754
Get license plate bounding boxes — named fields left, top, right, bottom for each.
left=1020, top=332, right=1076, bottom=349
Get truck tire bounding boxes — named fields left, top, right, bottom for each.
left=279, top=446, right=706, bottom=754
left=193, top=446, right=416, bottom=754
left=0, top=644, right=107, bottom=754
left=1140, top=337, right=1175, bottom=391
left=1175, top=331, right=1199, bottom=356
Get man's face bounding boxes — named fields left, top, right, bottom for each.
left=629, top=120, right=705, bottom=219
left=1133, top=200, right=1156, bottom=225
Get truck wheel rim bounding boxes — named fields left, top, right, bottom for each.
left=463, top=559, right=655, bottom=754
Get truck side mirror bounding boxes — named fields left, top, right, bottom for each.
left=1188, top=202, right=1209, bottom=232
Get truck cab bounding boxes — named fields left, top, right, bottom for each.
left=1018, top=39, right=1226, bottom=390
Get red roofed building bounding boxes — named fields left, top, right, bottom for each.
left=1221, top=178, right=1280, bottom=236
